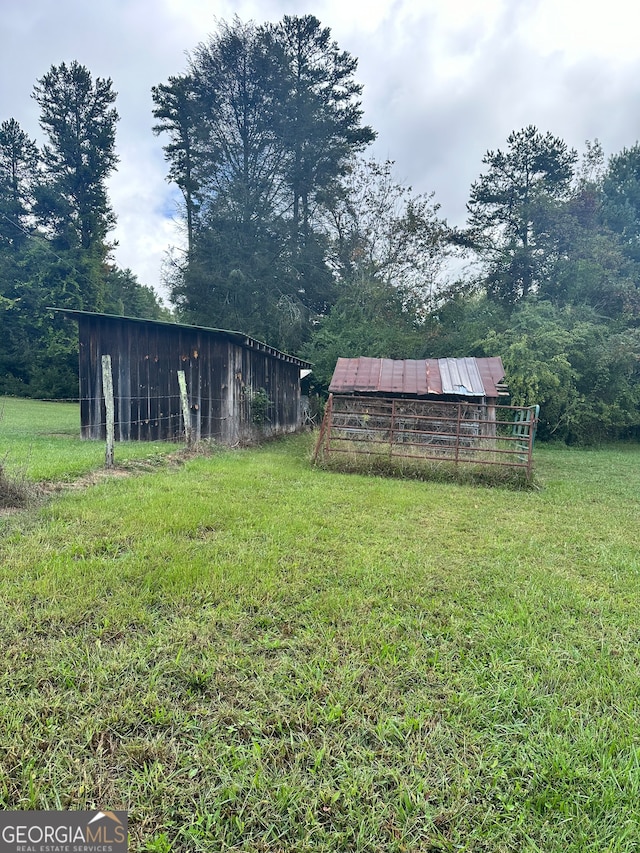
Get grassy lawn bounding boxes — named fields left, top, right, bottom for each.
left=1, top=399, right=639, bottom=851
left=0, top=396, right=180, bottom=481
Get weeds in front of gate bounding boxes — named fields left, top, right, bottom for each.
left=314, top=440, right=534, bottom=488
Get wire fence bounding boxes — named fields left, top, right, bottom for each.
left=30, top=393, right=230, bottom=404
left=87, top=356, right=309, bottom=462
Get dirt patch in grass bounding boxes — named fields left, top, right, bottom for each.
left=40, top=466, right=133, bottom=494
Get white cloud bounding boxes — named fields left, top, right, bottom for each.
left=523, top=0, right=640, bottom=63
left=3, top=0, right=640, bottom=301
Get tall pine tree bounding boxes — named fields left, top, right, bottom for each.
left=153, top=15, right=376, bottom=350
left=33, top=61, right=119, bottom=257
left=466, top=126, right=577, bottom=305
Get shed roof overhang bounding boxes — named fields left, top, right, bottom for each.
left=48, top=308, right=313, bottom=369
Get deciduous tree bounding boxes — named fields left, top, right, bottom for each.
left=324, top=158, right=447, bottom=315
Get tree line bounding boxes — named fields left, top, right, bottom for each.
left=0, top=61, right=166, bottom=398
left=1, top=14, right=639, bottom=443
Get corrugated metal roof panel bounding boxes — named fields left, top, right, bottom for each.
left=438, top=357, right=485, bottom=396
left=402, top=359, right=420, bottom=396
left=329, top=356, right=506, bottom=398
left=425, top=359, right=441, bottom=395
left=375, top=358, right=390, bottom=392
left=331, top=357, right=355, bottom=391
left=361, top=357, right=382, bottom=391
left=391, top=359, right=406, bottom=393
left=477, top=356, right=507, bottom=398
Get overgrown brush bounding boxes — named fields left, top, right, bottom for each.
left=314, top=448, right=535, bottom=489
left=0, top=459, right=35, bottom=508
left=0, top=406, right=36, bottom=508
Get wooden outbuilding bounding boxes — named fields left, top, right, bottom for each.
left=54, top=309, right=312, bottom=445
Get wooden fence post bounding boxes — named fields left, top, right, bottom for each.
left=101, top=354, right=115, bottom=468
left=312, top=393, right=332, bottom=462
left=390, top=398, right=396, bottom=457
left=454, top=402, right=462, bottom=467
left=177, top=370, right=193, bottom=448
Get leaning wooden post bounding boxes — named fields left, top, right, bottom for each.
left=526, top=405, right=536, bottom=483
left=177, top=370, right=193, bottom=448
left=454, top=402, right=462, bottom=468
left=101, top=354, right=115, bottom=469
left=312, top=393, right=332, bottom=463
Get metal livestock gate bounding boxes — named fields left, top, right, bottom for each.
left=314, top=394, right=539, bottom=481
left=54, top=310, right=311, bottom=445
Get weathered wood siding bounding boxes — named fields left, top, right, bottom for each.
left=76, top=313, right=307, bottom=443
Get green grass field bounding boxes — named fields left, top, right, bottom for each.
left=1, top=398, right=640, bottom=851
left=0, top=396, right=180, bottom=482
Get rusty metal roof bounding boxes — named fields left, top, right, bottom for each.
left=329, top=357, right=506, bottom=398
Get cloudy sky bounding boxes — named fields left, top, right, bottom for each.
left=2, top=0, right=639, bottom=300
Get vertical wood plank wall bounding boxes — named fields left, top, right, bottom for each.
left=78, top=315, right=305, bottom=443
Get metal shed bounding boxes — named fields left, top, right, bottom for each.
left=54, top=309, right=312, bottom=445
left=315, top=357, right=538, bottom=480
